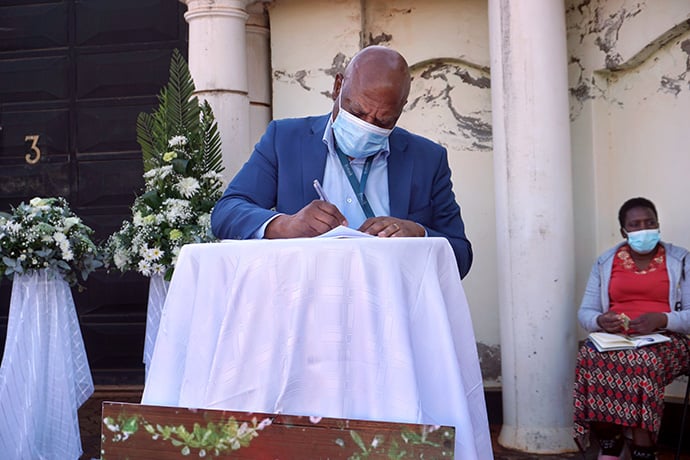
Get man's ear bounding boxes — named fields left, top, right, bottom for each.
left=620, top=228, right=627, bottom=239
left=332, top=74, right=343, bottom=101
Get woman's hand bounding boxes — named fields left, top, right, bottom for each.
left=629, top=312, right=667, bottom=335
left=596, top=311, right=625, bottom=333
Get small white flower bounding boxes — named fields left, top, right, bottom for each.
left=144, top=247, right=163, bottom=261
left=257, top=418, right=272, bottom=430
left=62, top=248, right=74, bottom=261
left=175, top=177, right=200, bottom=198
left=137, top=259, right=152, bottom=276
left=168, top=135, right=188, bottom=147
left=53, top=232, right=68, bottom=244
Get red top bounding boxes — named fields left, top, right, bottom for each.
left=609, top=244, right=670, bottom=325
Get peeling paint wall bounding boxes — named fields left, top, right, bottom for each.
left=267, top=0, right=500, bottom=387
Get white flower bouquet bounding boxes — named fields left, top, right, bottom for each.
left=0, top=197, right=103, bottom=287
left=104, top=49, right=224, bottom=280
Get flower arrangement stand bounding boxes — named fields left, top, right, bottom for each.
left=144, top=274, right=170, bottom=378
left=0, top=269, right=94, bottom=459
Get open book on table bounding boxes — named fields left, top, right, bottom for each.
left=588, top=331, right=671, bottom=352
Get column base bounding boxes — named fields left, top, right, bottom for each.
left=498, top=424, right=578, bottom=454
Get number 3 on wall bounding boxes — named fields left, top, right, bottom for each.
left=25, top=134, right=41, bottom=164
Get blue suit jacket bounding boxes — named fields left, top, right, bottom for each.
left=211, top=114, right=473, bottom=278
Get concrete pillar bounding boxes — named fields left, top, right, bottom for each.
left=246, top=2, right=272, bottom=147
left=181, top=0, right=252, bottom=184
left=488, top=0, right=577, bottom=453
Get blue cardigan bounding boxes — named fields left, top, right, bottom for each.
left=577, top=241, right=690, bottom=333
left=211, top=114, right=473, bottom=278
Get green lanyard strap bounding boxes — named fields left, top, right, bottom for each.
left=335, top=147, right=376, bottom=219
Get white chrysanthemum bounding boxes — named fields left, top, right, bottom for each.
left=137, top=259, right=152, bottom=277
left=144, top=247, right=163, bottom=261
left=6, top=222, right=22, bottom=234
left=175, top=177, right=200, bottom=198
left=53, top=232, right=68, bottom=244
left=168, top=135, right=188, bottom=147
left=62, top=247, right=74, bottom=261
left=59, top=240, right=70, bottom=252
left=163, top=199, right=192, bottom=224
left=151, top=263, right=165, bottom=275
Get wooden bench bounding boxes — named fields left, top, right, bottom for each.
left=101, top=402, right=455, bottom=459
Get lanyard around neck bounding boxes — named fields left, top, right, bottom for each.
left=335, top=146, right=376, bottom=219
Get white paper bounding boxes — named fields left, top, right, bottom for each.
left=316, top=225, right=375, bottom=239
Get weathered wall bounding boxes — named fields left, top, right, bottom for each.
left=567, top=0, right=690, bottom=397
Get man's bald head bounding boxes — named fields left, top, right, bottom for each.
left=332, top=46, right=411, bottom=129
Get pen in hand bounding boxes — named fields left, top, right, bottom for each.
left=312, top=179, right=330, bottom=203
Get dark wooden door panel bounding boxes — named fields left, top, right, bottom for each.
left=0, top=2, right=68, bottom=52
left=0, top=55, right=70, bottom=103
left=76, top=0, right=182, bottom=46
left=0, top=0, right=188, bottom=384
left=77, top=49, right=177, bottom=99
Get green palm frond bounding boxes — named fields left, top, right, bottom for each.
left=137, top=48, right=216, bottom=174
left=137, top=112, right=158, bottom=171
left=199, top=101, right=224, bottom=175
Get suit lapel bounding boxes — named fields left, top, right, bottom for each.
left=387, top=129, right=412, bottom=218
left=302, top=115, right=330, bottom=201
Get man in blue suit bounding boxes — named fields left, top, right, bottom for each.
left=211, top=46, right=473, bottom=278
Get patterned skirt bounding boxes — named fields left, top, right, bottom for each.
left=573, top=332, right=690, bottom=447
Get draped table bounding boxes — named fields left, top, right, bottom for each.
left=141, top=237, right=492, bottom=459
left=0, top=269, right=94, bottom=459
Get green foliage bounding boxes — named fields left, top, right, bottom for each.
left=103, top=413, right=272, bottom=457
left=0, top=197, right=103, bottom=288
left=104, top=49, right=225, bottom=280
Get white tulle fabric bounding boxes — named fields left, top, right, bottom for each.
left=0, top=269, right=93, bottom=459
left=142, top=238, right=492, bottom=460
left=143, top=274, right=170, bottom=378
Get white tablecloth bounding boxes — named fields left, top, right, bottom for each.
left=0, top=269, right=94, bottom=459
left=142, top=237, right=492, bottom=459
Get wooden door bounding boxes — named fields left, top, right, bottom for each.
left=0, top=0, right=188, bottom=384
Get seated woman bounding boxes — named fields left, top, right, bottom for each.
left=573, top=197, right=690, bottom=460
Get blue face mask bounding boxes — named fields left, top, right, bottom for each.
left=626, top=228, right=660, bottom=254
left=332, top=93, right=392, bottom=159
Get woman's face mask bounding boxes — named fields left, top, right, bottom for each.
left=625, top=228, right=660, bottom=254
left=332, top=92, right=392, bottom=159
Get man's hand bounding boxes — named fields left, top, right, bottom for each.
left=358, top=217, right=425, bottom=238
left=629, top=312, right=667, bottom=335
left=264, top=200, right=347, bottom=238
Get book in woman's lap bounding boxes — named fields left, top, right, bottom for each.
left=588, top=332, right=671, bottom=352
